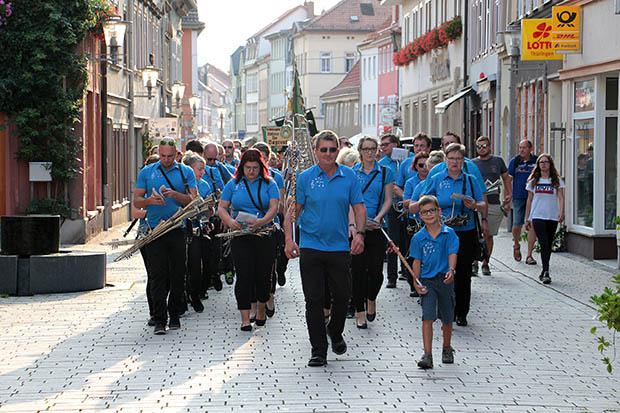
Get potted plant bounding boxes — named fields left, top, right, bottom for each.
left=591, top=274, right=620, bottom=373
left=615, top=216, right=620, bottom=247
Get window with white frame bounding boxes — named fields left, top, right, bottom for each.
left=453, top=0, right=461, bottom=18
left=345, top=53, right=355, bottom=72
left=320, top=52, right=332, bottom=73
left=485, top=0, right=491, bottom=52
left=425, top=1, right=431, bottom=31
left=246, top=73, right=257, bottom=93
left=372, top=56, right=376, bottom=78
left=404, top=13, right=411, bottom=44
left=378, top=51, right=383, bottom=75
left=247, top=103, right=258, bottom=125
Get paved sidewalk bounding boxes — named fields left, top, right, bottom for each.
left=0, top=227, right=618, bottom=412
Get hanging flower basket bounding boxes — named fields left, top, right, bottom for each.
left=0, top=0, right=12, bottom=27
left=393, top=16, right=462, bottom=67
left=89, top=0, right=117, bottom=40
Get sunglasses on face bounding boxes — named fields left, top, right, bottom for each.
left=319, top=147, right=338, bottom=153
left=417, top=162, right=427, bottom=168
left=476, top=144, right=489, bottom=149
left=223, top=145, right=233, bottom=149
left=420, top=207, right=438, bottom=216
left=205, top=157, right=216, bottom=162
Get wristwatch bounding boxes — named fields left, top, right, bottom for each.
left=356, top=230, right=365, bottom=238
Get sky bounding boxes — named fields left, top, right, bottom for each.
left=196, top=0, right=341, bottom=73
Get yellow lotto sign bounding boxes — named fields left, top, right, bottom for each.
left=552, top=5, right=581, bottom=52
left=521, top=19, right=563, bottom=61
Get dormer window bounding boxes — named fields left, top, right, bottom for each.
left=350, top=15, right=359, bottom=22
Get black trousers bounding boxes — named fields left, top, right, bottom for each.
left=187, top=235, right=210, bottom=299
left=143, top=228, right=186, bottom=324
left=231, top=234, right=275, bottom=310
left=299, top=248, right=352, bottom=357
left=454, top=229, right=477, bottom=320
left=386, top=209, right=401, bottom=282
left=351, top=229, right=386, bottom=312
left=139, top=247, right=153, bottom=317
left=271, top=227, right=287, bottom=294
left=532, top=219, right=558, bottom=272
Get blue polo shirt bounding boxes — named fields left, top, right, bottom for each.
left=353, top=163, right=394, bottom=220
left=508, top=155, right=537, bottom=200
left=225, top=158, right=240, bottom=169
left=224, top=163, right=236, bottom=175
left=428, top=158, right=487, bottom=195
left=403, top=172, right=425, bottom=219
left=269, top=167, right=285, bottom=190
left=297, top=164, right=364, bottom=252
left=205, top=166, right=225, bottom=191
left=221, top=176, right=279, bottom=219
left=215, top=161, right=233, bottom=183
left=409, top=224, right=459, bottom=278
left=396, top=157, right=418, bottom=188
left=421, top=170, right=484, bottom=232
left=136, top=161, right=197, bottom=227
left=197, top=178, right=214, bottom=199
left=378, top=155, right=399, bottom=179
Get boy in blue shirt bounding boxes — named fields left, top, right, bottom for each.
left=409, top=195, right=459, bottom=369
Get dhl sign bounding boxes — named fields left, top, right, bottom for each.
left=551, top=5, right=581, bottom=52
left=521, top=19, right=563, bottom=61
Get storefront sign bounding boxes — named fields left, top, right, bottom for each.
left=148, top=118, right=178, bottom=140
left=521, top=19, right=563, bottom=61
left=430, top=49, right=450, bottom=82
left=262, top=126, right=287, bottom=150
left=552, top=5, right=581, bottom=52
left=380, top=106, right=397, bottom=125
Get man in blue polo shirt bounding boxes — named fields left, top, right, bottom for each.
left=134, top=137, right=197, bottom=335
left=204, top=142, right=233, bottom=191
left=222, top=139, right=240, bottom=173
left=284, top=130, right=366, bottom=367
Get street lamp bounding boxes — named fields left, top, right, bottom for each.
left=141, top=66, right=159, bottom=100
left=217, top=107, right=226, bottom=140
left=102, top=15, right=128, bottom=63
left=171, top=81, right=185, bottom=108
left=188, top=95, right=200, bottom=117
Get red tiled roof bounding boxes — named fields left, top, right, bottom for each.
left=321, top=61, right=360, bottom=99
left=303, top=0, right=391, bottom=32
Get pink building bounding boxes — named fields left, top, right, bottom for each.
left=376, top=17, right=400, bottom=135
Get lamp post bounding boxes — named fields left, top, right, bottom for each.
left=217, top=107, right=226, bottom=140
left=101, top=15, right=128, bottom=231
left=171, top=81, right=185, bottom=108
left=141, top=66, right=160, bottom=99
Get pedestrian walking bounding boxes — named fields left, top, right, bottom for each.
left=411, top=143, right=486, bottom=327
left=133, top=137, right=197, bottom=335
left=524, top=154, right=565, bottom=284
left=284, top=130, right=366, bottom=367
left=508, top=140, right=538, bottom=264
left=217, top=149, right=280, bottom=331
left=472, top=136, right=512, bottom=275
left=405, top=195, right=458, bottom=369
left=351, top=137, right=394, bottom=329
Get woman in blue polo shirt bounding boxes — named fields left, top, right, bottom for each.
left=410, top=143, right=486, bottom=327
left=182, top=151, right=215, bottom=314
left=218, top=148, right=280, bottom=331
left=351, top=137, right=394, bottom=329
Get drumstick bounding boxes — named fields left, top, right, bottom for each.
left=379, top=228, right=425, bottom=289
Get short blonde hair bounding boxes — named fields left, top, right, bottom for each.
left=182, top=150, right=206, bottom=167
left=336, top=147, right=360, bottom=167
left=426, top=150, right=445, bottom=169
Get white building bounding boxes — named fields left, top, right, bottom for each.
left=359, top=41, right=379, bottom=136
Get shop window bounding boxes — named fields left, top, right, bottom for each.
left=606, top=77, right=619, bottom=110
left=604, top=117, right=618, bottom=229
left=574, top=118, right=594, bottom=227
left=574, top=79, right=595, bottom=112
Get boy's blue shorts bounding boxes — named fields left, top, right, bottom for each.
left=420, top=273, right=455, bottom=325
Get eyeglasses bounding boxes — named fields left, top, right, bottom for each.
left=476, top=144, right=489, bottom=149
left=160, top=139, right=176, bottom=147
left=379, top=142, right=392, bottom=147
left=319, top=147, right=338, bottom=153
left=417, top=163, right=427, bottom=168
left=223, top=145, right=233, bottom=149
left=447, top=157, right=464, bottom=162
left=205, top=157, right=216, bottom=162
left=360, top=147, right=377, bottom=152
left=420, top=207, right=438, bottom=216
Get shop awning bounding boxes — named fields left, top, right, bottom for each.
left=435, top=88, right=474, bottom=114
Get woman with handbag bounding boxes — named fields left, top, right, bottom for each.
left=351, top=137, right=394, bottom=329
left=217, top=149, right=280, bottom=331
left=524, top=154, right=565, bottom=285
left=410, top=143, right=486, bottom=327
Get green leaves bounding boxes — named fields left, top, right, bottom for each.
left=590, top=273, right=620, bottom=373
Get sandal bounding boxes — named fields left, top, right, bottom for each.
left=513, top=245, right=522, bottom=262
left=525, top=256, right=537, bottom=265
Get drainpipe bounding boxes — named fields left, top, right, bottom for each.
left=100, top=40, right=109, bottom=231
left=127, top=0, right=135, bottom=221
left=462, top=0, right=470, bottom=151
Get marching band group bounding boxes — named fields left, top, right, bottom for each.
left=132, top=128, right=565, bottom=369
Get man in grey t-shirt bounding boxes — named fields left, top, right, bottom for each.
left=472, top=136, right=512, bottom=275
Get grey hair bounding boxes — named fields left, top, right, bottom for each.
left=444, top=143, right=466, bottom=157
left=336, top=147, right=360, bottom=167
left=182, top=150, right=206, bottom=167
left=426, top=150, right=445, bottom=169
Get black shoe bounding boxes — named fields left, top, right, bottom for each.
left=266, top=305, right=275, bottom=318
left=190, top=297, right=204, bottom=313
left=398, top=274, right=408, bottom=281
left=250, top=315, right=256, bottom=323
left=212, top=275, right=223, bottom=292
left=255, top=318, right=266, bottom=326
left=147, top=317, right=156, bottom=326
left=178, top=310, right=187, bottom=318
left=277, top=272, right=286, bottom=287
left=410, top=290, right=419, bottom=298
left=240, top=324, right=252, bottom=331
left=331, top=338, right=347, bottom=355
left=308, top=355, right=327, bottom=367
left=346, top=306, right=355, bottom=319
left=386, top=280, right=396, bottom=289
left=541, top=271, right=551, bottom=284
left=168, top=317, right=181, bottom=330
left=356, top=321, right=367, bottom=329
left=154, top=324, right=166, bottom=335
left=455, top=316, right=468, bottom=327
left=366, top=312, right=376, bottom=322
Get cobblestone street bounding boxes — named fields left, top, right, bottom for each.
left=0, top=226, right=618, bottom=412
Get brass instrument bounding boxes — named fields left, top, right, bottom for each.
left=215, top=223, right=280, bottom=240
left=113, top=194, right=218, bottom=262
